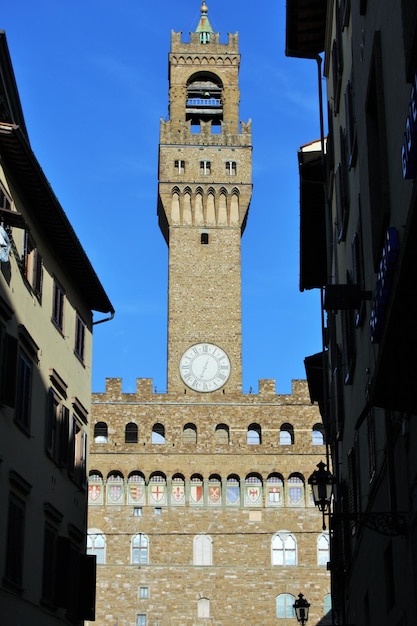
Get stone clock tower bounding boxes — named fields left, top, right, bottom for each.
left=158, top=1, right=252, bottom=394
left=89, top=5, right=330, bottom=626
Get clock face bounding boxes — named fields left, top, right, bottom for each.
left=180, top=343, right=231, bottom=392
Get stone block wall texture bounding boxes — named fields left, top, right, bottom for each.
left=87, top=379, right=331, bottom=626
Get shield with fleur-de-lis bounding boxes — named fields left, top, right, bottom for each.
left=88, top=483, right=102, bottom=503
left=172, top=484, right=185, bottom=504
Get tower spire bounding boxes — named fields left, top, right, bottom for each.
left=195, top=1, right=214, bottom=44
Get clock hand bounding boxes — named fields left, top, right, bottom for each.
left=199, top=358, right=209, bottom=378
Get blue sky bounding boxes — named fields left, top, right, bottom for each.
left=2, top=0, right=322, bottom=394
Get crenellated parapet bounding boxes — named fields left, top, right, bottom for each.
left=93, top=378, right=312, bottom=405
left=170, top=30, right=239, bottom=53
left=159, top=118, right=251, bottom=146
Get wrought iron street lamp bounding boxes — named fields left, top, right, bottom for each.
left=308, top=460, right=333, bottom=530
left=293, top=593, right=310, bottom=625
left=308, top=460, right=408, bottom=536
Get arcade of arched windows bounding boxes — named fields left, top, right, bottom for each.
left=168, top=186, right=241, bottom=227
left=88, top=469, right=316, bottom=509
left=93, top=420, right=325, bottom=447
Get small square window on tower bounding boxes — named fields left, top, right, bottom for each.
left=201, top=232, right=209, bottom=245
left=200, top=160, right=211, bottom=175
left=226, top=161, right=237, bottom=175
left=174, top=159, right=185, bottom=173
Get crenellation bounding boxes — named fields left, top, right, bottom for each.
left=171, top=30, right=239, bottom=53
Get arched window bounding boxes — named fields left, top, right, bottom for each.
left=318, top=533, right=330, bottom=566
left=186, top=71, right=223, bottom=130
left=149, top=472, right=167, bottom=505
left=215, top=423, right=229, bottom=444
left=125, top=422, right=138, bottom=443
left=127, top=472, right=146, bottom=505
left=272, top=532, right=297, bottom=566
left=288, top=474, right=305, bottom=505
left=276, top=593, right=296, bottom=618
left=198, top=598, right=210, bottom=618
left=171, top=474, right=185, bottom=505
left=94, top=421, right=108, bottom=443
left=226, top=474, right=240, bottom=506
left=190, top=474, right=204, bottom=505
left=88, top=471, right=103, bottom=504
left=247, top=423, right=261, bottom=445
left=87, top=529, right=106, bottom=564
left=312, top=423, right=325, bottom=445
left=131, top=533, right=148, bottom=564
left=152, top=423, right=165, bottom=444
left=280, top=423, right=294, bottom=445
left=244, top=473, right=262, bottom=506
left=208, top=474, right=221, bottom=505
left=183, top=423, right=197, bottom=444
left=266, top=473, right=283, bottom=507
left=193, top=534, right=212, bottom=565
left=106, top=471, right=124, bottom=505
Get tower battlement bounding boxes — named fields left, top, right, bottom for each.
left=171, top=30, right=239, bottom=52
left=159, top=118, right=252, bottom=146
left=93, top=377, right=312, bottom=405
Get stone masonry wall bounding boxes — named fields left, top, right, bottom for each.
left=87, top=379, right=331, bottom=626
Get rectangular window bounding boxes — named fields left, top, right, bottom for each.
left=68, top=417, right=87, bottom=488
left=0, top=185, right=12, bottom=211
left=46, top=388, right=70, bottom=466
left=335, top=129, right=350, bottom=242
left=42, top=523, right=58, bottom=605
left=347, top=444, right=361, bottom=533
left=4, top=493, right=25, bottom=589
left=75, top=314, right=86, bottom=362
left=331, top=3, right=344, bottom=114
left=200, top=160, right=211, bottom=175
left=351, top=221, right=366, bottom=327
left=137, top=615, right=147, bottom=626
left=52, top=280, right=65, bottom=331
left=341, top=306, right=355, bottom=385
left=366, top=32, right=390, bottom=269
left=345, top=79, right=357, bottom=168
left=0, top=327, right=17, bottom=407
left=367, top=410, right=376, bottom=481
left=133, top=507, right=143, bottom=517
left=226, top=161, right=237, bottom=175
left=174, top=159, right=185, bottom=173
left=15, top=350, right=32, bottom=431
left=139, top=586, right=149, bottom=599
left=23, top=233, right=43, bottom=300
